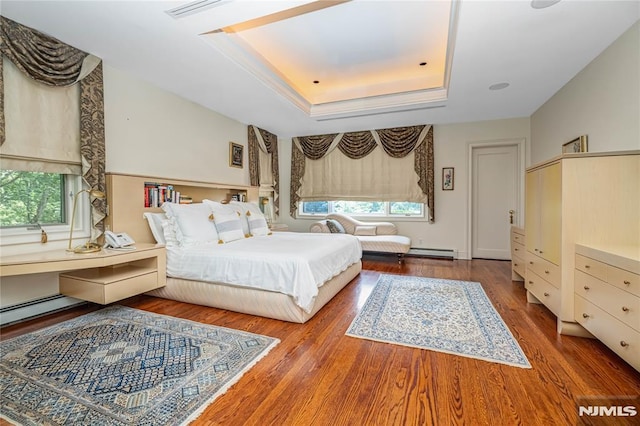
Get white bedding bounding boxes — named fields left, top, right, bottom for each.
left=166, top=232, right=362, bottom=313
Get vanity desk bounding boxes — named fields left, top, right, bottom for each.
left=0, top=244, right=166, bottom=305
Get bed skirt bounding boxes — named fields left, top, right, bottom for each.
left=146, top=261, right=362, bottom=323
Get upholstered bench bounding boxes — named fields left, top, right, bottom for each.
left=309, top=213, right=411, bottom=264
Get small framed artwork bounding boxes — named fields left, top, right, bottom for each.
left=442, top=167, right=454, bottom=190
left=229, top=142, right=244, bottom=168
left=562, top=135, right=588, bottom=154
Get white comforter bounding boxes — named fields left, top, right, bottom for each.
left=166, top=232, right=362, bottom=313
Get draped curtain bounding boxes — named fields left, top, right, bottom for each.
left=291, top=125, right=434, bottom=222
left=248, top=125, right=280, bottom=217
left=0, top=16, right=106, bottom=236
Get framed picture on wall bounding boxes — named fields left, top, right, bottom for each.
left=229, top=142, right=244, bottom=168
left=442, top=167, right=454, bottom=190
left=562, top=135, right=588, bottom=154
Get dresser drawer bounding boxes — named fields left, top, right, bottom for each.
left=526, top=270, right=560, bottom=316
left=575, top=270, right=640, bottom=331
left=527, top=252, right=560, bottom=288
left=511, top=241, right=526, bottom=260
left=575, top=295, right=640, bottom=371
left=608, top=266, right=640, bottom=297
left=575, top=254, right=608, bottom=282
left=512, top=254, right=526, bottom=279
left=511, top=230, right=525, bottom=246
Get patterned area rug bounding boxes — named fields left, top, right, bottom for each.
left=347, top=274, right=531, bottom=368
left=0, top=306, right=279, bottom=425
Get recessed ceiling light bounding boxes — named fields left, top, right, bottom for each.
left=489, top=82, right=510, bottom=91
left=419, top=62, right=427, bottom=67
left=313, top=80, right=320, bottom=84
left=531, top=0, right=561, bottom=9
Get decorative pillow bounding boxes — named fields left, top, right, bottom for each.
left=143, top=212, right=167, bottom=244
left=161, top=202, right=219, bottom=246
left=210, top=210, right=245, bottom=243
left=354, top=225, right=377, bottom=236
left=326, top=219, right=346, bottom=234
left=224, top=202, right=251, bottom=236
left=247, top=210, right=271, bottom=236
left=228, top=201, right=266, bottom=236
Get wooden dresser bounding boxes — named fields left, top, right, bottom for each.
left=574, top=244, right=639, bottom=371
left=510, top=226, right=525, bottom=281
left=524, top=151, right=639, bottom=335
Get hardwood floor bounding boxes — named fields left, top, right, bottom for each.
left=2, top=256, right=639, bottom=425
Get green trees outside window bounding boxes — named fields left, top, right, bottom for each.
left=0, top=171, right=66, bottom=227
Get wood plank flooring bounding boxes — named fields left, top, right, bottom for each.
left=2, top=256, right=639, bottom=425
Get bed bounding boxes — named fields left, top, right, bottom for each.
left=141, top=201, right=362, bottom=323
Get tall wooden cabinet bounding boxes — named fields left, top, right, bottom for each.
left=524, top=151, right=639, bottom=336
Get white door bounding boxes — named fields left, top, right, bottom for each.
left=471, top=144, right=521, bottom=259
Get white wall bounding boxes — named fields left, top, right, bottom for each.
left=531, top=22, right=640, bottom=164
left=277, top=117, right=530, bottom=260
left=104, top=65, right=250, bottom=185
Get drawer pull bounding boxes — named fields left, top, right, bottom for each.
left=544, top=270, right=549, bottom=274
left=514, top=263, right=518, bottom=267
left=515, top=248, right=519, bottom=251
left=583, top=286, right=590, bottom=290
left=622, top=306, right=630, bottom=312
left=584, top=264, right=590, bottom=269
left=528, top=281, right=534, bottom=285
left=543, top=292, right=550, bottom=297
left=529, top=261, right=534, bottom=265
left=582, top=313, right=590, bottom=318
left=620, top=341, right=629, bottom=348
left=624, top=280, right=631, bottom=285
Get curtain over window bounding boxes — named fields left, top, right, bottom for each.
left=0, top=16, right=106, bottom=235
left=248, top=125, right=280, bottom=217
left=291, top=125, right=434, bottom=222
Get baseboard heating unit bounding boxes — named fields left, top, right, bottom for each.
left=406, top=248, right=457, bottom=260
left=0, top=294, right=84, bottom=326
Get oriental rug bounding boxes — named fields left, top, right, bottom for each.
left=0, top=305, right=279, bottom=425
left=346, top=274, right=531, bottom=368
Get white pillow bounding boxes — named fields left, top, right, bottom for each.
left=354, top=225, right=377, bottom=236
left=143, top=212, right=167, bottom=244
left=224, top=202, right=250, bottom=236
left=161, top=202, right=219, bottom=246
left=247, top=210, right=271, bottom=236
left=161, top=219, right=180, bottom=246
left=211, top=209, right=245, bottom=243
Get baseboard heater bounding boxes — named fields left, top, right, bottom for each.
left=0, top=294, right=85, bottom=326
left=406, top=248, right=457, bottom=260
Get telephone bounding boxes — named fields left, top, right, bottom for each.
left=104, top=231, right=135, bottom=249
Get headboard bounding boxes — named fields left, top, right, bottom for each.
left=106, top=173, right=258, bottom=244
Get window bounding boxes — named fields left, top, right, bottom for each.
left=299, top=201, right=424, bottom=218
left=0, top=171, right=87, bottom=246
left=0, top=171, right=66, bottom=227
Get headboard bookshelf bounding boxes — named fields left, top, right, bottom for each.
left=106, top=173, right=259, bottom=244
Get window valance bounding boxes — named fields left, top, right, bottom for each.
left=0, top=16, right=106, bottom=235
left=290, top=125, right=434, bottom=222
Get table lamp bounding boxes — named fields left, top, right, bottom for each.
left=67, top=188, right=106, bottom=253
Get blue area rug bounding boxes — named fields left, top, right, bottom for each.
left=0, top=306, right=279, bottom=425
left=347, top=274, right=531, bottom=368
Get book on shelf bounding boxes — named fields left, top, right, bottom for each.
left=143, top=182, right=182, bottom=207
